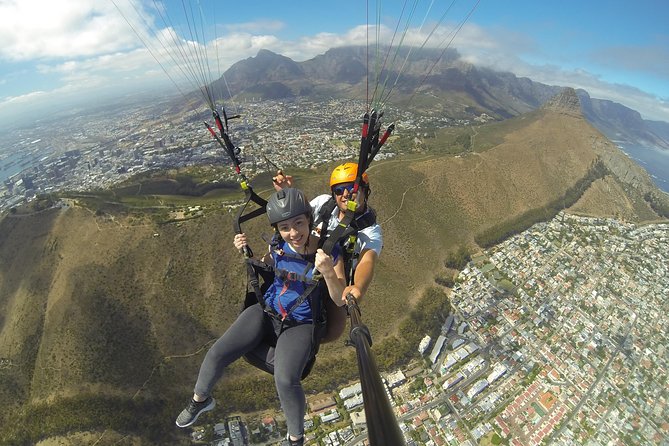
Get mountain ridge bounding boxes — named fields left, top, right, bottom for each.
left=215, top=47, right=668, bottom=150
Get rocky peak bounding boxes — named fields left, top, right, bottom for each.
left=542, top=87, right=582, bottom=116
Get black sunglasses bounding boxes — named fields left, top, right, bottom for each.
left=332, top=183, right=355, bottom=196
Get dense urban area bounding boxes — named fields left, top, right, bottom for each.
left=0, top=97, right=488, bottom=213
left=1, top=100, right=667, bottom=445
left=190, top=213, right=666, bottom=446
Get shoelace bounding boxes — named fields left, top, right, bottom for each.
left=188, top=398, right=205, bottom=413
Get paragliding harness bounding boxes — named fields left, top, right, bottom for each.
left=313, top=197, right=378, bottom=285
left=228, top=140, right=330, bottom=379
left=204, top=107, right=323, bottom=377
left=233, top=180, right=333, bottom=379
left=238, top=233, right=331, bottom=380
left=225, top=109, right=393, bottom=380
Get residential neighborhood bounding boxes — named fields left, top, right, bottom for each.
left=186, top=213, right=669, bottom=445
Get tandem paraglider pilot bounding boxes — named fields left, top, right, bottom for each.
left=273, top=162, right=383, bottom=342
left=176, top=188, right=346, bottom=446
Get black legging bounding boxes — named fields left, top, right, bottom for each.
left=193, top=303, right=314, bottom=437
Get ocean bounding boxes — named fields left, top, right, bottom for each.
left=618, top=144, right=669, bottom=194
left=0, top=150, right=29, bottom=183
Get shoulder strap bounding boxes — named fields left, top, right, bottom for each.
left=269, top=238, right=324, bottom=321
left=272, top=237, right=316, bottom=265
left=319, top=204, right=376, bottom=257
left=245, top=258, right=274, bottom=312
left=352, top=206, right=376, bottom=231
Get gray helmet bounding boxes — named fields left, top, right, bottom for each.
left=266, top=188, right=312, bottom=225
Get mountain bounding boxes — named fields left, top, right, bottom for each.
left=301, top=46, right=369, bottom=84
left=1, top=87, right=668, bottom=444
left=217, top=46, right=558, bottom=117
left=576, top=89, right=669, bottom=150
left=216, top=49, right=308, bottom=99
left=213, top=47, right=668, bottom=150
left=646, top=119, right=669, bottom=143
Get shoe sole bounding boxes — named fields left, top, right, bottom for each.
left=175, top=398, right=216, bottom=428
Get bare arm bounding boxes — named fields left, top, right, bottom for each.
left=315, top=249, right=346, bottom=306
left=342, top=248, right=378, bottom=302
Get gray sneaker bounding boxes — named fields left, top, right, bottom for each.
left=175, top=397, right=215, bottom=428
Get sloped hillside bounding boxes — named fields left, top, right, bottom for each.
left=0, top=89, right=666, bottom=444
left=0, top=205, right=257, bottom=444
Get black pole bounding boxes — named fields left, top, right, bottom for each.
left=346, top=295, right=405, bottom=446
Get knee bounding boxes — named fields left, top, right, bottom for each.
left=274, top=368, right=302, bottom=392
left=203, top=343, right=226, bottom=364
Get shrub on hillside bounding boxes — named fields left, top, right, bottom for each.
left=644, top=192, right=669, bottom=218
left=435, top=273, right=455, bottom=288
left=444, top=246, right=471, bottom=270
left=373, top=287, right=451, bottom=370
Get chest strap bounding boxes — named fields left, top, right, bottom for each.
left=246, top=252, right=323, bottom=322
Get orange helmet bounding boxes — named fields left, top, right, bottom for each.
left=329, top=162, right=369, bottom=187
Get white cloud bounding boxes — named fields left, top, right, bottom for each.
left=591, top=43, right=669, bottom=79
left=450, top=23, right=669, bottom=122
left=1, top=89, right=48, bottom=105
left=211, top=32, right=282, bottom=60
left=2, top=8, right=669, bottom=126
left=469, top=58, right=669, bottom=122
left=0, top=0, right=145, bottom=61
left=0, top=90, right=49, bottom=127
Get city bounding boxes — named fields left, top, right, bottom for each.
left=0, top=97, right=481, bottom=214
left=1, top=98, right=666, bottom=445
left=189, top=213, right=668, bottom=446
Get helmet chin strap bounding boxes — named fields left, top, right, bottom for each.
left=302, top=232, right=311, bottom=254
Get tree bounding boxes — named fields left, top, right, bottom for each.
left=445, top=246, right=471, bottom=270
left=435, top=273, right=455, bottom=288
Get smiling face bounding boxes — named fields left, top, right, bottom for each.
left=332, top=182, right=367, bottom=215
left=276, top=213, right=311, bottom=250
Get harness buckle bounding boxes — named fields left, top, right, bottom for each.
left=345, top=235, right=356, bottom=254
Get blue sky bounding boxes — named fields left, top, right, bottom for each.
left=1, top=0, right=668, bottom=129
